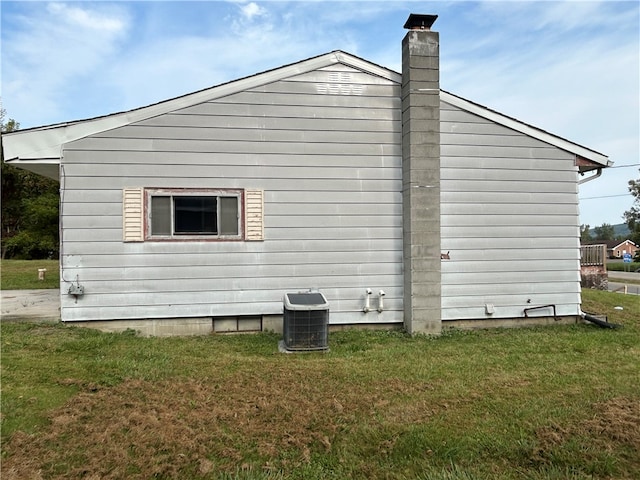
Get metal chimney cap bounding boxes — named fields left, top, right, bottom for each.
left=404, top=14, right=438, bottom=30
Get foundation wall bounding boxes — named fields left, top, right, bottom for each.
left=580, top=265, right=608, bottom=290
left=63, top=314, right=581, bottom=337
left=443, top=315, right=580, bottom=330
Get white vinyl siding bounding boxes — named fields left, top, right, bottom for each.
left=58, top=68, right=584, bottom=327
left=60, top=65, right=403, bottom=324
left=440, top=100, right=580, bottom=321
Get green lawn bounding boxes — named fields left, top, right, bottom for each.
left=607, top=261, right=640, bottom=273
left=1, top=259, right=60, bottom=290
left=1, top=289, right=638, bottom=479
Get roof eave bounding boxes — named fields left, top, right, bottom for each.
left=3, top=53, right=609, bottom=176
left=4, top=157, right=60, bottom=181
left=3, top=50, right=397, bottom=166
left=440, top=90, right=611, bottom=168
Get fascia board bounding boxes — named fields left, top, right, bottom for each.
left=333, top=51, right=402, bottom=83
left=4, top=51, right=395, bottom=164
left=440, top=90, right=611, bottom=167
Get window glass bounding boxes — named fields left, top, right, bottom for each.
left=219, top=196, right=239, bottom=235
left=174, top=196, right=217, bottom=234
left=151, top=196, right=171, bottom=235
left=147, top=190, right=241, bottom=240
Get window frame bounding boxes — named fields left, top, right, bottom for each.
left=144, top=188, right=244, bottom=241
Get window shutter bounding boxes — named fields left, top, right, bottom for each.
left=244, top=189, right=264, bottom=241
left=123, top=188, right=144, bottom=242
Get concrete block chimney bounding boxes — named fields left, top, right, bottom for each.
left=401, top=14, right=442, bottom=335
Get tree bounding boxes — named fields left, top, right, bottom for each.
left=1, top=109, right=60, bottom=259
left=580, top=224, right=592, bottom=243
left=623, top=169, right=640, bottom=245
left=592, top=223, right=615, bottom=241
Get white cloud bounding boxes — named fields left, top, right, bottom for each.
left=95, top=2, right=384, bottom=113
left=47, top=2, right=128, bottom=33
left=229, top=1, right=272, bottom=34
left=532, top=0, right=632, bottom=33
left=2, top=2, right=131, bottom=126
left=2, top=0, right=637, bottom=226
left=442, top=2, right=638, bottom=149
left=439, top=1, right=639, bottom=226
left=2, top=1, right=407, bottom=126
left=240, top=2, right=267, bottom=21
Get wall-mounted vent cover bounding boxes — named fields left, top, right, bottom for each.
left=283, top=291, right=329, bottom=351
left=244, top=189, right=264, bottom=241
left=122, top=187, right=144, bottom=242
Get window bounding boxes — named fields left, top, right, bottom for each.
left=147, top=189, right=241, bottom=240
left=122, top=187, right=264, bottom=242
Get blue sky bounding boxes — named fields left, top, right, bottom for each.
left=1, top=0, right=638, bottom=228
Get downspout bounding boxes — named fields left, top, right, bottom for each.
left=578, top=164, right=606, bottom=325
left=579, top=310, right=621, bottom=329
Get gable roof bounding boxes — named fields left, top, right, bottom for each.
left=2, top=50, right=610, bottom=180
left=440, top=90, right=610, bottom=170
left=3, top=51, right=388, bottom=179
left=611, top=239, right=637, bottom=250
left=584, top=239, right=638, bottom=250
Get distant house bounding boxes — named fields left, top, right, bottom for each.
left=607, top=240, right=638, bottom=258
left=2, top=14, right=611, bottom=336
left=583, top=239, right=638, bottom=258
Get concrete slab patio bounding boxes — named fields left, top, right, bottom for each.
left=1, top=289, right=60, bottom=322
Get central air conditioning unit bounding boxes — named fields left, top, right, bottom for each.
left=282, top=291, right=329, bottom=352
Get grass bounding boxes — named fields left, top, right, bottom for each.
left=1, top=289, right=639, bottom=479
left=1, top=259, right=60, bottom=290
left=608, top=261, right=640, bottom=273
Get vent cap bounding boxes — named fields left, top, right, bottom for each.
left=404, top=14, right=438, bottom=30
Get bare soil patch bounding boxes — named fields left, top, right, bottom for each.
left=2, top=368, right=436, bottom=479
left=533, top=397, right=640, bottom=469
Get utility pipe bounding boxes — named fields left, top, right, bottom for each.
left=363, top=288, right=372, bottom=313
left=580, top=311, right=622, bottom=329
left=377, top=290, right=386, bottom=313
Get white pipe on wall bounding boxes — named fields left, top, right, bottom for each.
left=377, top=290, right=386, bottom=313
left=363, top=288, right=372, bottom=313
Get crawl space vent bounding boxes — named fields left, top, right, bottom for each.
left=283, top=291, right=329, bottom=351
